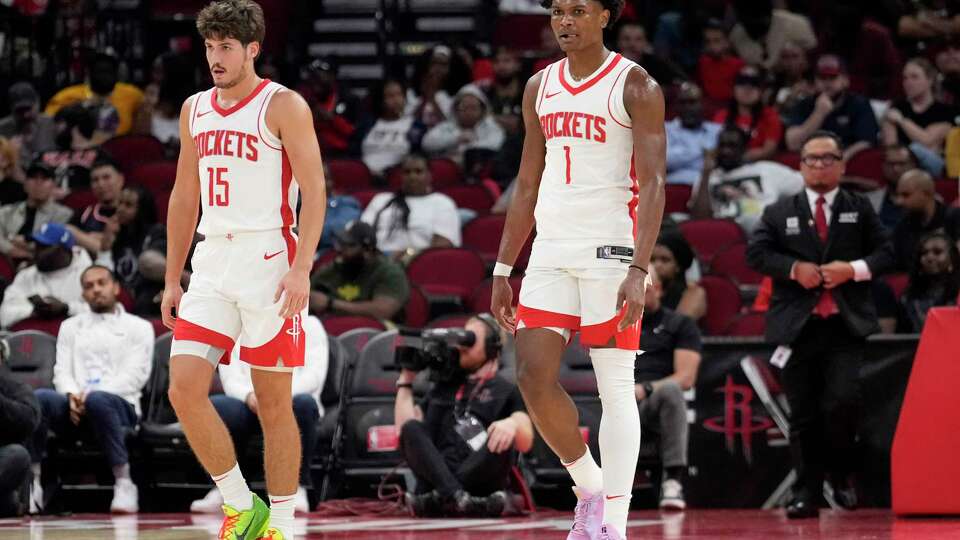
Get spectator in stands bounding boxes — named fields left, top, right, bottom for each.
left=358, top=78, right=418, bottom=178
left=483, top=46, right=526, bottom=137
left=713, top=65, right=783, bottom=162
left=728, top=0, right=817, bottom=69
left=317, top=164, right=361, bottom=256
left=652, top=232, right=707, bottom=323
left=653, top=0, right=717, bottom=74
left=361, top=154, right=461, bottom=255
left=616, top=22, right=686, bottom=89
left=407, top=45, right=471, bottom=129
left=67, top=157, right=124, bottom=258
left=43, top=104, right=100, bottom=192
left=784, top=55, right=880, bottom=159
left=867, top=144, right=918, bottom=229
left=396, top=314, right=533, bottom=517
left=0, top=344, right=40, bottom=517
left=0, top=162, right=72, bottom=262
left=0, top=137, right=26, bottom=205
left=45, top=52, right=143, bottom=138
left=935, top=39, right=960, bottom=105
left=666, top=83, right=722, bottom=186
left=132, top=53, right=194, bottom=149
left=100, top=185, right=158, bottom=302
left=698, top=19, right=745, bottom=105
left=893, top=0, right=960, bottom=55
left=310, top=220, right=409, bottom=322
left=0, top=223, right=91, bottom=329
left=190, top=315, right=328, bottom=515
left=132, top=226, right=196, bottom=317
left=422, top=84, right=505, bottom=167
left=533, top=24, right=564, bottom=73
left=747, top=131, right=894, bottom=519
left=891, top=169, right=960, bottom=270
left=770, top=42, right=815, bottom=113
left=691, top=126, right=804, bottom=232
left=30, top=265, right=152, bottom=514
left=900, top=232, right=960, bottom=332
left=298, top=59, right=356, bottom=157
left=634, top=266, right=702, bottom=511
left=882, top=58, right=956, bottom=176
left=0, top=82, right=56, bottom=167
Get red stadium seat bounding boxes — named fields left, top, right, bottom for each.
left=726, top=311, right=767, bottom=336
left=311, top=249, right=338, bottom=275
left=62, top=190, right=97, bottom=213
left=327, top=159, right=373, bottom=192
left=100, top=135, right=166, bottom=174
left=935, top=178, right=958, bottom=206
left=679, top=218, right=746, bottom=267
left=665, top=184, right=692, bottom=214
left=426, top=313, right=476, bottom=329
left=11, top=317, right=66, bottom=336
left=885, top=272, right=910, bottom=299
left=404, top=285, right=430, bottom=328
left=462, top=214, right=506, bottom=263
left=514, top=234, right=535, bottom=273
left=774, top=152, right=801, bottom=170
left=147, top=318, right=168, bottom=338
left=406, top=248, right=486, bottom=302
left=351, top=189, right=385, bottom=210
left=493, top=14, right=549, bottom=50
left=153, top=189, right=172, bottom=223
left=320, top=315, right=386, bottom=336
left=710, top=243, right=763, bottom=285
left=0, top=254, right=14, bottom=285
left=129, top=160, right=177, bottom=194
left=428, top=159, right=463, bottom=189
left=699, top=275, right=743, bottom=335
left=117, top=286, right=135, bottom=312
left=846, top=147, right=885, bottom=183
left=469, top=276, right=523, bottom=314
left=439, top=185, right=496, bottom=214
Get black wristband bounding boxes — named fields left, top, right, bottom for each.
left=629, top=264, right=648, bottom=275
left=396, top=382, right=413, bottom=389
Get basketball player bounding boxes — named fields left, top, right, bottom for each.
left=161, top=2, right=326, bottom=540
left=491, top=1, right=665, bottom=539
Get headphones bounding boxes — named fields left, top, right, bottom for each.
left=474, top=313, right=503, bottom=361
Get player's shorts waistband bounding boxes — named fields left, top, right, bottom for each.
left=201, top=227, right=295, bottom=243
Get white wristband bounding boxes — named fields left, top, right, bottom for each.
left=492, top=262, right=513, bottom=277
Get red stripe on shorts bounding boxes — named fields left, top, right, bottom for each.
left=579, top=306, right=641, bottom=350
left=239, top=315, right=306, bottom=368
left=173, top=318, right=236, bottom=365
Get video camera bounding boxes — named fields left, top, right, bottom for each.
left=394, top=327, right=477, bottom=384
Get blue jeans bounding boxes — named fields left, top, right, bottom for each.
left=210, top=393, right=320, bottom=486
left=910, top=142, right=946, bottom=177
left=31, top=389, right=137, bottom=467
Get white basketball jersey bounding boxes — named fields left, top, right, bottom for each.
left=530, top=52, right=638, bottom=268
left=187, top=79, right=298, bottom=237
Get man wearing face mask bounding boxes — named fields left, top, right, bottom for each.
left=665, top=83, right=722, bottom=186
left=0, top=223, right=91, bottom=329
left=45, top=52, right=144, bottom=137
left=395, top=314, right=534, bottom=517
left=309, top=220, right=410, bottom=322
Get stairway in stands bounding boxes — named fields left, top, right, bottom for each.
left=306, top=0, right=490, bottom=97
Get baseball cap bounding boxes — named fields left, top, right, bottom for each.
left=8, top=82, right=38, bottom=110
left=25, top=161, right=55, bottom=180
left=32, top=223, right=75, bottom=249
left=334, top=220, right=377, bottom=249
left=816, top=55, right=846, bottom=78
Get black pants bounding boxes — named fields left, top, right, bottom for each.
left=399, top=420, right=514, bottom=497
left=0, top=444, right=31, bottom=517
left=782, top=316, right=863, bottom=501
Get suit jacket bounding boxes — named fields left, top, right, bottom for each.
left=747, top=189, right=894, bottom=344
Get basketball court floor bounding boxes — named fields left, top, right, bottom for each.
left=1, top=510, right=957, bottom=539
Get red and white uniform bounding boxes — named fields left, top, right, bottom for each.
left=172, top=79, right=306, bottom=369
left=517, top=53, right=642, bottom=350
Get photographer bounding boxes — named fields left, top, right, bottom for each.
left=394, top=314, right=533, bottom=517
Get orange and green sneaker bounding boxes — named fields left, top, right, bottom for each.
left=218, top=494, right=270, bottom=540
left=258, top=528, right=285, bottom=540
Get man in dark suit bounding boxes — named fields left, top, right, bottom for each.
left=747, top=130, right=894, bottom=519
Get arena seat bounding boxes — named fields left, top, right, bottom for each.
left=406, top=247, right=486, bottom=303
left=428, top=158, right=464, bottom=188
left=4, top=330, right=56, bottom=389
left=884, top=272, right=910, bottom=299
left=935, top=178, right=958, bottom=206
left=726, top=311, right=767, bottom=337
left=337, top=327, right=381, bottom=367
left=462, top=214, right=506, bottom=264
left=11, top=317, right=66, bottom=336
left=404, top=285, right=430, bottom=328
left=62, top=189, right=97, bottom=213
left=153, top=189, right=172, bottom=223
left=469, top=276, right=522, bottom=314
left=699, top=275, right=743, bottom=335
left=774, top=152, right=801, bottom=170
left=350, top=189, right=385, bottom=210
left=710, top=243, right=764, bottom=285
left=846, top=147, right=885, bottom=183
left=665, top=184, right=693, bottom=214
left=129, top=160, right=177, bottom=194
left=327, top=158, right=374, bottom=192
left=439, top=184, right=496, bottom=214
left=679, top=219, right=746, bottom=268
left=100, top=135, right=166, bottom=175
left=320, top=315, right=386, bottom=336
left=425, top=313, right=475, bottom=329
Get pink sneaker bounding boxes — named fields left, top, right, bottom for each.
left=598, top=524, right=624, bottom=540
left=567, top=487, right=604, bottom=540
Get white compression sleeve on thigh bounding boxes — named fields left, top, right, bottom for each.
left=591, top=348, right=641, bottom=538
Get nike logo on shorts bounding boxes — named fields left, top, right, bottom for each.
left=263, top=250, right=285, bottom=260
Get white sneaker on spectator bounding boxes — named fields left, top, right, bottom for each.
left=110, top=478, right=139, bottom=514
left=295, top=485, right=310, bottom=514
left=29, top=479, right=43, bottom=515
left=189, top=487, right=224, bottom=513
left=659, top=479, right=686, bottom=511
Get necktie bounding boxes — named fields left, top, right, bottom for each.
left=813, top=195, right=838, bottom=317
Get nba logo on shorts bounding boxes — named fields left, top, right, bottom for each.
left=287, top=314, right=302, bottom=347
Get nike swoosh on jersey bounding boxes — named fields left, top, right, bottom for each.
left=197, top=109, right=214, bottom=117
left=545, top=90, right=562, bottom=99
left=605, top=495, right=627, bottom=500
left=263, top=250, right=285, bottom=260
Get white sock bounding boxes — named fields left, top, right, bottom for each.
left=592, top=348, right=641, bottom=538
left=112, top=463, right=131, bottom=481
left=562, top=447, right=604, bottom=494
left=212, top=463, right=253, bottom=511
left=269, top=493, right=297, bottom=539
left=31, top=463, right=41, bottom=480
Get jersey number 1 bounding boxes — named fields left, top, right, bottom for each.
left=564, top=145, right=572, bottom=184
left=207, top=167, right=229, bottom=206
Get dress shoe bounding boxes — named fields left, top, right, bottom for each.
left=834, top=485, right=858, bottom=510
left=786, top=498, right=819, bottom=519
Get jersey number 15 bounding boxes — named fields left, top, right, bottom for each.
left=207, top=167, right=230, bottom=206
